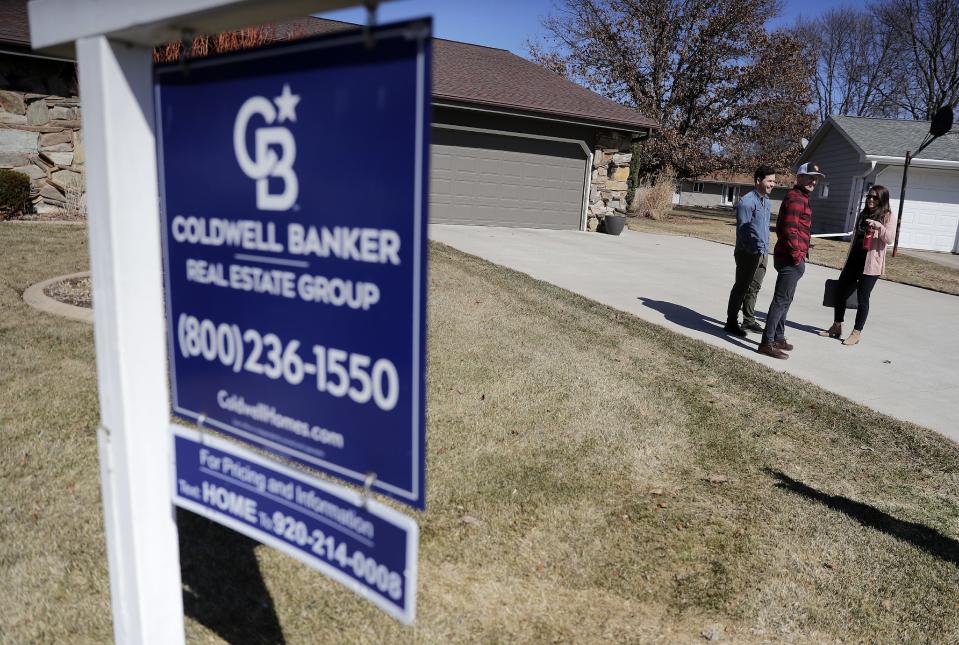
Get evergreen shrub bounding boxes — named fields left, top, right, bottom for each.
left=0, top=170, right=30, bottom=219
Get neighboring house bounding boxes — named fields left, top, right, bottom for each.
left=4, top=6, right=658, bottom=230
left=674, top=172, right=793, bottom=214
left=798, top=115, right=959, bottom=252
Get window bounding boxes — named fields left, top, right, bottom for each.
left=693, top=182, right=704, bottom=193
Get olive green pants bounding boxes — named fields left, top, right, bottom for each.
left=727, top=251, right=767, bottom=325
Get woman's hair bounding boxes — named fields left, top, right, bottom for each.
left=862, top=185, right=891, bottom=219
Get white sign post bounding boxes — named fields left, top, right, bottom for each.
left=27, top=1, right=395, bottom=642
left=75, top=35, right=184, bottom=644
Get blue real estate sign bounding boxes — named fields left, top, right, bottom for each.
left=173, top=425, right=418, bottom=623
left=155, top=21, right=430, bottom=509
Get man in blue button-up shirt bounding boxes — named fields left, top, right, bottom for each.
left=724, top=166, right=777, bottom=336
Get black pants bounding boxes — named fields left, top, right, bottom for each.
left=762, top=261, right=805, bottom=345
left=834, top=251, right=879, bottom=331
left=726, top=251, right=767, bottom=325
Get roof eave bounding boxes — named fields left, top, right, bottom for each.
left=796, top=118, right=831, bottom=165
left=0, top=42, right=74, bottom=62
left=799, top=117, right=869, bottom=166
left=865, top=155, right=959, bottom=169
left=433, top=96, right=658, bottom=135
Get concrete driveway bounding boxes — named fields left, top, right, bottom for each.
left=431, top=225, right=959, bottom=444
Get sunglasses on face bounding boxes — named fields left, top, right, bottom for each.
left=866, top=195, right=878, bottom=199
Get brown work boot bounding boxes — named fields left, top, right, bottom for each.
left=757, top=342, right=789, bottom=359
left=773, top=338, right=794, bottom=351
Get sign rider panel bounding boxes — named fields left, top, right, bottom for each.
left=155, top=22, right=430, bottom=508
left=173, top=425, right=418, bottom=623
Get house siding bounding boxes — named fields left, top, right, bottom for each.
left=803, top=127, right=872, bottom=234
left=432, top=106, right=595, bottom=144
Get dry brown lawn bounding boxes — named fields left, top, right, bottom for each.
left=2, top=222, right=959, bottom=643
left=629, top=208, right=959, bottom=296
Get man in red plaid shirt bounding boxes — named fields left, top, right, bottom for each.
left=758, top=162, right=825, bottom=360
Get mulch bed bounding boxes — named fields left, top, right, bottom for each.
left=44, top=276, right=92, bottom=308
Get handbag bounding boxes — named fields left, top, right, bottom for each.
left=823, top=279, right=858, bottom=309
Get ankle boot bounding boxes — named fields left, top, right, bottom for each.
left=819, top=322, right=842, bottom=338
left=843, top=330, right=862, bottom=346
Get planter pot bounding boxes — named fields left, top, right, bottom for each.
left=603, top=214, right=626, bottom=235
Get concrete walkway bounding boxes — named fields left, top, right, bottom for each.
left=431, top=225, right=959, bottom=444
left=899, top=248, right=959, bottom=270
left=23, top=271, right=93, bottom=324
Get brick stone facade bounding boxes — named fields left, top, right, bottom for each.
left=0, top=88, right=84, bottom=215
left=587, top=130, right=633, bottom=232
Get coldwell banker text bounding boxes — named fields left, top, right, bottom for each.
left=173, top=215, right=401, bottom=309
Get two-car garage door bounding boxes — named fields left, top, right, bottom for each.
left=430, top=127, right=588, bottom=229
left=881, top=166, right=959, bottom=252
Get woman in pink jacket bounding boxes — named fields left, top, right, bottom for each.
left=820, top=185, right=897, bottom=346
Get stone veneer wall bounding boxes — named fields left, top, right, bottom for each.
left=0, top=89, right=84, bottom=215
left=586, top=130, right=633, bottom=232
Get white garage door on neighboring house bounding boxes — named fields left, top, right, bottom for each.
left=880, top=166, right=959, bottom=252
left=430, top=127, right=588, bottom=229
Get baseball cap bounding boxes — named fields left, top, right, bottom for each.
left=796, top=162, right=825, bottom=177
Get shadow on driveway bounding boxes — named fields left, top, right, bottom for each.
left=639, top=296, right=828, bottom=343
left=637, top=297, right=757, bottom=349
left=783, top=317, right=829, bottom=336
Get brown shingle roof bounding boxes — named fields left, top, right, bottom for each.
left=0, top=0, right=30, bottom=47
left=275, top=18, right=658, bottom=132
left=5, top=10, right=657, bottom=132
left=430, top=39, right=657, bottom=132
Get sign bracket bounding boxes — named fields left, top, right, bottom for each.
left=363, top=1, right=379, bottom=49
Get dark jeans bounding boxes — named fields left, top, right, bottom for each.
left=834, top=251, right=879, bottom=330
left=762, top=261, right=805, bottom=345
left=727, top=251, right=767, bottom=325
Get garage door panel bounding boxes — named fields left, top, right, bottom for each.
left=431, top=127, right=586, bottom=229
left=879, top=167, right=959, bottom=251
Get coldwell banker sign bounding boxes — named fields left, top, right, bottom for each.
left=155, top=22, right=430, bottom=509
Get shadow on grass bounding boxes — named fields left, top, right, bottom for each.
left=767, top=469, right=959, bottom=568
left=637, top=297, right=757, bottom=349
left=178, top=508, right=286, bottom=644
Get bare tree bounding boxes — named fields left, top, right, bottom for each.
left=874, top=0, right=959, bottom=120
left=794, top=8, right=899, bottom=122
left=529, top=0, right=814, bottom=179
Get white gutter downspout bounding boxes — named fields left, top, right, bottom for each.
left=581, top=149, right=593, bottom=231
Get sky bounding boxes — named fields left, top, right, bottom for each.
left=319, top=0, right=862, bottom=57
